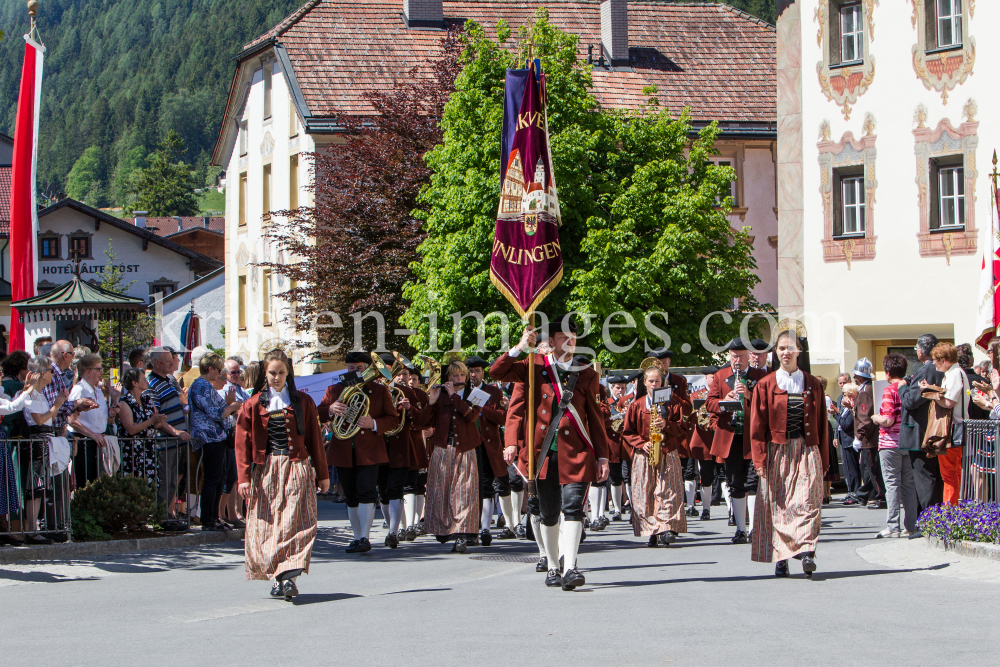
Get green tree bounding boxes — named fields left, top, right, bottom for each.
left=125, top=130, right=199, bottom=216
left=66, top=146, right=104, bottom=203
left=111, top=145, right=148, bottom=207
left=401, top=11, right=763, bottom=367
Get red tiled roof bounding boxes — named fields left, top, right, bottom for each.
left=246, top=0, right=774, bottom=124
left=0, top=166, right=11, bottom=234
left=125, top=216, right=226, bottom=236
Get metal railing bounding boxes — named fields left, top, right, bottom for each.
left=961, top=420, right=1000, bottom=503
left=0, top=435, right=192, bottom=543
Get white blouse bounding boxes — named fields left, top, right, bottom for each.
left=775, top=369, right=804, bottom=394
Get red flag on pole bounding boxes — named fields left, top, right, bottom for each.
left=975, top=175, right=1000, bottom=352
left=8, top=34, right=44, bottom=352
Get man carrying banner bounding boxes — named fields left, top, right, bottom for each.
left=491, top=316, right=610, bottom=591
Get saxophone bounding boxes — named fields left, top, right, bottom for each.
left=332, top=352, right=393, bottom=440
left=648, top=404, right=663, bottom=467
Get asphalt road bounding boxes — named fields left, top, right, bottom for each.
left=2, top=498, right=998, bottom=667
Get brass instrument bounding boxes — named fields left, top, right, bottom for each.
left=380, top=351, right=413, bottom=437
left=639, top=357, right=667, bottom=467
left=332, top=352, right=394, bottom=440
left=609, top=395, right=632, bottom=433
left=418, top=354, right=441, bottom=386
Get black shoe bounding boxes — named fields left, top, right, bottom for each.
left=358, top=537, right=372, bottom=553
left=345, top=539, right=362, bottom=553
left=515, top=523, right=527, bottom=539
left=775, top=560, right=790, bottom=577
left=561, top=568, right=585, bottom=591
left=600, top=516, right=611, bottom=529
left=583, top=517, right=591, bottom=529
left=731, top=530, right=748, bottom=544
left=842, top=496, right=860, bottom=506
left=468, top=535, right=480, bottom=547
left=545, top=569, right=562, bottom=587
left=385, top=532, right=399, bottom=549
left=700, top=509, right=711, bottom=521
left=648, top=535, right=659, bottom=548
left=451, top=538, right=468, bottom=554
left=658, top=531, right=678, bottom=546
left=590, top=519, right=604, bottom=532
left=822, top=496, right=832, bottom=505
left=728, top=513, right=736, bottom=527
left=415, top=523, right=426, bottom=536
left=497, top=514, right=506, bottom=529
left=283, top=579, right=299, bottom=600
left=580, top=530, right=587, bottom=543
left=404, top=525, right=417, bottom=541
left=26, top=534, right=54, bottom=545
left=496, top=527, right=516, bottom=539
left=536, top=556, right=548, bottom=573
left=270, top=581, right=284, bottom=598
left=801, top=555, right=817, bottom=578
left=686, top=506, right=698, bottom=517
left=480, top=529, right=493, bottom=547
left=611, top=512, right=622, bottom=522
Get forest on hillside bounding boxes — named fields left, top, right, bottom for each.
left=0, top=0, right=774, bottom=210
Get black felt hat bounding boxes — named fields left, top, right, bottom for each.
left=345, top=350, right=371, bottom=364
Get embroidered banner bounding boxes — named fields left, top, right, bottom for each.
left=490, top=63, right=563, bottom=318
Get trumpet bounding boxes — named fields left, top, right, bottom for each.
left=332, top=352, right=393, bottom=440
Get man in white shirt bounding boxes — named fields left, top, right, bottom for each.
left=67, top=353, right=118, bottom=486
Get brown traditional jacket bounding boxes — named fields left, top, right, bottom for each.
left=318, top=379, right=398, bottom=468
left=748, top=371, right=830, bottom=473
left=468, top=382, right=507, bottom=477
left=706, top=364, right=768, bottom=460
left=490, top=352, right=610, bottom=484
left=384, top=384, right=422, bottom=469
left=423, top=391, right=482, bottom=454
left=407, top=386, right=430, bottom=469
left=234, top=390, right=328, bottom=486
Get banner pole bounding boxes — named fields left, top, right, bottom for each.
left=526, top=311, right=536, bottom=481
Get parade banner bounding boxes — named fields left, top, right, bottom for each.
left=490, top=63, right=562, bottom=318
left=9, top=35, right=45, bottom=352
left=976, top=180, right=1000, bottom=352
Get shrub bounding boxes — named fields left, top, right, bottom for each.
left=916, top=500, right=1000, bottom=544
left=71, top=475, right=164, bottom=541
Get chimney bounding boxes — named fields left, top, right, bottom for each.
left=173, top=216, right=183, bottom=232
left=601, top=0, right=629, bottom=67
left=402, top=0, right=443, bottom=29
left=134, top=211, right=147, bottom=228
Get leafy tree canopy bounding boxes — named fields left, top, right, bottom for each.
left=401, top=10, right=765, bottom=368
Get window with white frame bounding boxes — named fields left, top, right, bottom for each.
left=937, top=0, right=963, bottom=48
left=841, top=176, right=865, bottom=235
left=239, top=119, right=248, bottom=156
left=710, top=158, right=738, bottom=206
left=840, top=4, right=863, bottom=63
left=938, top=166, right=965, bottom=229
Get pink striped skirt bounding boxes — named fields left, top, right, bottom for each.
left=424, top=446, right=479, bottom=539
left=245, top=455, right=318, bottom=581
left=630, top=447, right=687, bottom=537
left=751, top=438, right=823, bottom=563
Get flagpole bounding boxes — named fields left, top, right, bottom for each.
left=526, top=311, right=536, bottom=482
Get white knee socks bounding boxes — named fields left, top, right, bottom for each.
left=380, top=502, right=390, bottom=524
left=388, top=499, right=403, bottom=534
left=700, top=486, right=713, bottom=509
left=610, top=484, right=623, bottom=514
left=511, top=490, right=524, bottom=523
left=531, top=514, right=547, bottom=557
left=414, top=495, right=425, bottom=521
left=542, top=523, right=560, bottom=570
left=403, top=493, right=416, bottom=528
left=499, top=495, right=516, bottom=530
left=732, top=497, right=747, bottom=533
left=358, top=503, right=375, bottom=540
left=597, top=485, right=607, bottom=519
left=480, top=498, right=494, bottom=531
left=722, top=481, right=732, bottom=512
left=684, top=480, right=697, bottom=508
left=347, top=505, right=361, bottom=540
left=747, top=494, right=757, bottom=531
left=587, top=486, right=602, bottom=523
left=560, top=521, right=584, bottom=575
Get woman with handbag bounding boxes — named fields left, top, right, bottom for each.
left=920, top=343, right=968, bottom=505
left=872, top=354, right=917, bottom=537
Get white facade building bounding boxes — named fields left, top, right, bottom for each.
left=776, top=0, right=993, bottom=380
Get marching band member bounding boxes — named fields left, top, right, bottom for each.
left=318, top=351, right=399, bottom=554
left=604, top=376, right=631, bottom=521
left=708, top=339, right=768, bottom=544
left=504, top=374, right=550, bottom=569
left=688, top=366, right=720, bottom=520
left=491, top=315, right=610, bottom=591
left=236, top=349, right=328, bottom=601
left=404, top=365, right=430, bottom=537
left=376, top=354, right=420, bottom=548
left=464, top=356, right=513, bottom=543
left=423, top=360, right=482, bottom=553
left=622, top=358, right=692, bottom=546
left=749, top=339, right=773, bottom=374
left=748, top=327, right=828, bottom=577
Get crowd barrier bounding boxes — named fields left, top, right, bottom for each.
left=961, top=420, right=1000, bottom=503
left=0, top=435, right=193, bottom=543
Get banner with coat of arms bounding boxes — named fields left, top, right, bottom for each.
left=489, top=62, right=563, bottom=318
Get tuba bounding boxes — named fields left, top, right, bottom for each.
left=418, top=354, right=442, bottom=387
left=332, top=352, right=394, bottom=440
left=380, top=351, right=413, bottom=437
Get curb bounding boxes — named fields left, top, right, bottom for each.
left=0, top=529, right=244, bottom=565
left=925, top=535, right=1000, bottom=562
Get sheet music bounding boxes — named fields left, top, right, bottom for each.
left=466, top=386, right=492, bottom=408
